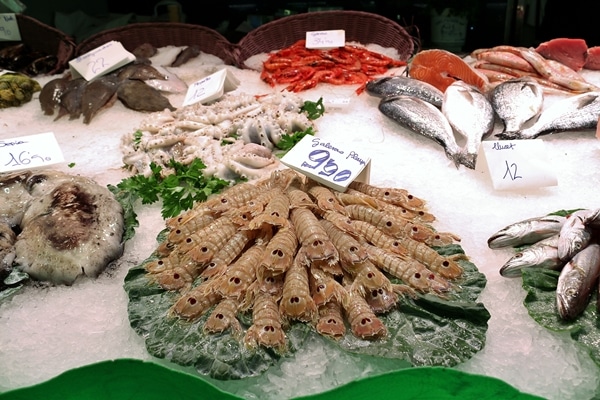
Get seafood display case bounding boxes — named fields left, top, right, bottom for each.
left=2, top=8, right=600, bottom=400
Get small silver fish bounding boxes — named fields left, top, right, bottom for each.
left=366, top=76, right=444, bottom=107
left=378, top=95, right=464, bottom=167
left=497, top=91, right=600, bottom=140
left=499, top=235, right=563, bottom=278
left=556, top=242, right=600, bottom=320
left=487, top=214, right=566, bottom=249
left=442, top=81, right=495, bottom=169
left=557, top=209, right=600, bottom=261
left=490, top=76, right=544, bottom=137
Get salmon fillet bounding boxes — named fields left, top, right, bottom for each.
left=408, top=49, right=488, bottom=92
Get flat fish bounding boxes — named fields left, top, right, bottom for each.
left=117, top=63, right=168, bottom=81
left=379, top=95, right=464, bottom=167
left=499, top=234, right=564, bottom=277
left=556, top=242, right=600, bottom=320
left=408, top=49, right=489, bottom=93
left=117, top=79, right=176, bottom=112
left=442, top=81, right=494, bottom=169
left=487, top=214, right=566, bottom=249
left=170, top=45, right=201, bottom=67
left=365, top=75, right=444, bottom=107
left=39, top=76, right=69, bottom=116
left=56, top=77, right=86, bottom=120
left=81, top=74, right=120, bottom=124
left=490, top=76, right=544, bottom=135
left=498, top=91, right=600, bottom=140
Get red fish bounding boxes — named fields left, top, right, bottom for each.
left=408, top=49, right=488, bottom=93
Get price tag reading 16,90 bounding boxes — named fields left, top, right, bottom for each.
left=281, top=135, right=371, bottom=191
left=0, top=132, right=65, bottom=173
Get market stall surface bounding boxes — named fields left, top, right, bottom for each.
left=1, top=48, right=599, bottom=400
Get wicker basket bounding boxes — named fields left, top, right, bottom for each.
left=235, top=10, right=415, bottom=68
left=0, top=14, right=76, bottom=75
left=75, top=22, right=237, bottom=65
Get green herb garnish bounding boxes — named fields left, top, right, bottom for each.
left=108, top=158, right=230, bottom=239
left=67, top=162, right=76, bottom=168
left=301, top=97, right=325, bottom=120
left=132, top=130, right=143, bottom=150
left=275, top=126, right=316, bottom=152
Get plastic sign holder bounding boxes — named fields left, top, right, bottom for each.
left=182, top=68, right=240, bottom=106
left=69, top=41, right=136, bottom=81
left=0, top=132, right=64, bottom=172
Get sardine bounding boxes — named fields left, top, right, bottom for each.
left=556, top=242, right=600, bottom=320
left=557, top=209, right=600, bottom=261
left=499, top=234, right=564, bottom=277
left=366, top=76, right=444, bottom=107
left=442, top=81, right=494, bottom=169
left=378, top=95, right=464, bottom=167
left=497, top=91, right=600, bottom=140
left=487, top=214, right=566, bottom=249
left=490, top=76, right=544, bottom=136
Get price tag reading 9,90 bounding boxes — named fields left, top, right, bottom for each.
left=281, top=135, right=371, bottom=191
left=476, top=140, right=557, bottom=190
left=0, top=132, right=65, bottom=173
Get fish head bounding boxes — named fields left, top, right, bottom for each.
left=556, top=279, right=583, bottom=320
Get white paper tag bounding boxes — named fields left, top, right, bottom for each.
left=0, top=13, right=20, bottom=41
left=69, top=41, right=136, bottom=81
left=182, top=68, right=240, bottom=107
left=281, top=135, right=371, bottom=192
left=475, top=139, right=558, bottom=190
left=305, top=30, right=345, bottom=49
left=0, top=132, right=65, bottom=173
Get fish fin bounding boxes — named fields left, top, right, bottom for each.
left=495, top=131, right=523, bottom=140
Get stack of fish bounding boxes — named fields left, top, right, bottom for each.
left=488, top=209, right=600, bottom=320
left=367, top=71, right=600, bottom=170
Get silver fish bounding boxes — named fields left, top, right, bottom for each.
left=366, top=76, right=444, bottom=107
left=557, top=209, right=600, bottom=261
left=490, top=76, right=544, bottom=136
left=556, top=242, right=600, bottom=320
left=487, top=214, right=566, bottom=249
left=378, top=95, right=464, bottom=167
left=499, top=234, right=564, bottom=277
left=497, top=91, right=600, bottom=140
left=442, top=81, right=495, bottom=169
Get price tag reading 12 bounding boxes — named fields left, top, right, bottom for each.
left=0, top=132, right=65, bottom=173
left=281, top=135, right=371, bottom=191
left=476, top=139, right=557, bottom=190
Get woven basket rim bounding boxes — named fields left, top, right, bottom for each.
left=235, top=10, right=415, bottom=68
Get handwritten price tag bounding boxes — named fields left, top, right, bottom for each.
left=182, top=68, right=240, bottom=107
left=0, top=132, right=65, bottom=173
left=69, top=41, right=136, bottom=81
left=305, top=30, right=345, bottom=49
left=476, top=139, right=557, bottom=190
left=281, top=135, right=371, bottom=192
left=0, top=13, right=20, bottom=41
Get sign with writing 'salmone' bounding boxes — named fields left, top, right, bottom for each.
left=476, top=140, right=557, bottom=190
left=281, top=135, right=371, bottom=192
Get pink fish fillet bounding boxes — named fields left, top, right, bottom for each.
left=535, top=38, right=588, bottom=71
left=585, top=46, right=600, bottom=70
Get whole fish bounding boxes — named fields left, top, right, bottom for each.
left=117, top=79, right=175, bottom=112
left=378, top=95, right=464, bottom=167
left=499, top=234, right=564, bottom=277
left=365, top=75, right=444, bottom=107
left=442, top=81, right=495, bottom=169
left=557, top=209, right=600, bottom=261
left=81, top=74, right=120, bottom=124
left=490, top=76, right=544, bottom=136
left=487, top=214, right=566, bottom=249
left=556, top=242, right=600, bottom=320
left=39, top=76, right=69, bottom=116
left=497, top=91, right=600, bottom=140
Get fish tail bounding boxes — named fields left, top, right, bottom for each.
left=495, top=131, right=522, bottom=140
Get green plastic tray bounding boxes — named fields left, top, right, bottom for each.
left=0, top=359, right=543, bottom=400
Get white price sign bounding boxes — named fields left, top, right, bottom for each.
left=475, top=139, right=558, bottom=190
left=0, top=132, right=65, bottom=172
left=0, top=13, right=20, bottom=41
left=69, top=41, right=136, bottom=81
left=281, top=135, right=371, bottom=192
left=182, top=68, right=240, bottom=106
left=305, top=30, right=345, bottom=49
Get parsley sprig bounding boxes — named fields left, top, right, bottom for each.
left=108, top=158, right=230, bottom=240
